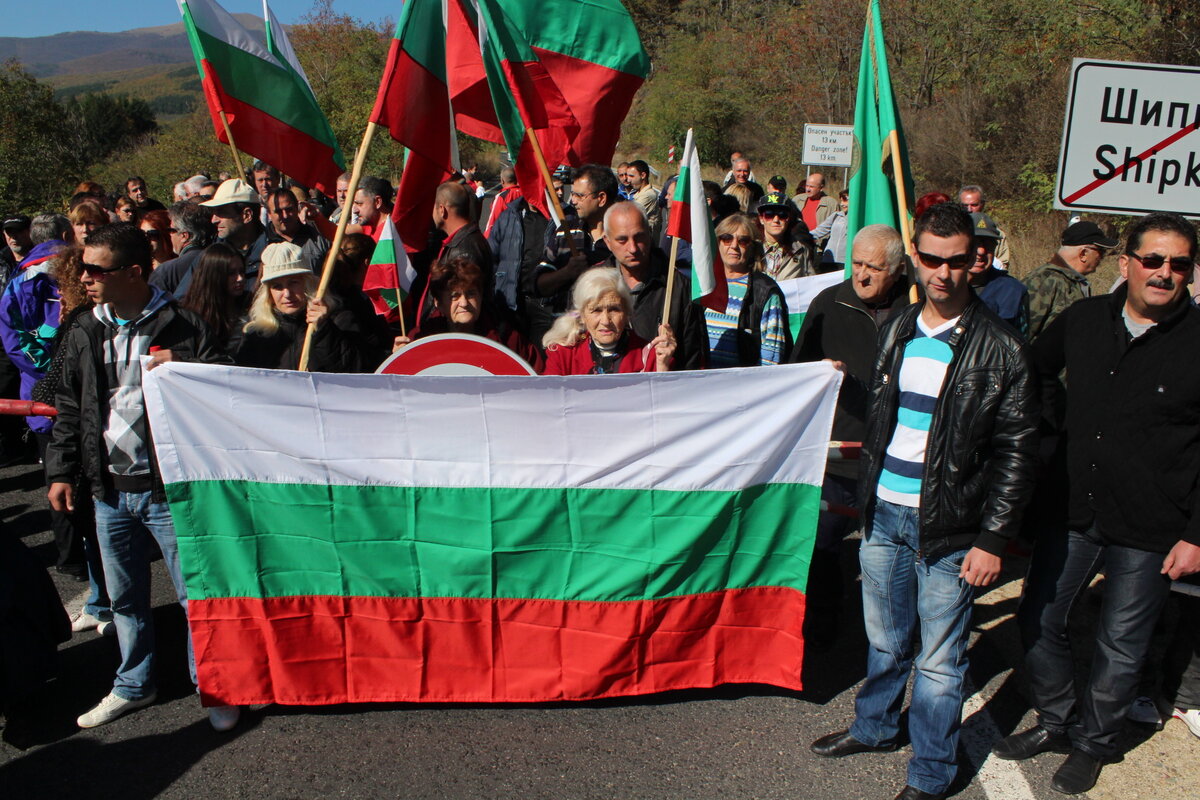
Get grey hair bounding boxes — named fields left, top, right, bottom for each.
left=602, top=201, right=649, bottom=238
left=169, top=201, right=216, bottom=248
left=853, top=224, right=905, bottom=273
left=499, top=166, right=517, bottom=185
left=183, top=174, right=209, bottom=195
left=173, top=182, right=189, bottom=202
left=30, top=213, right=71, bottom=245
left=958, top=184, right=985, bottom=203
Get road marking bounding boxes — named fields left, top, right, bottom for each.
left=960, top=667, right=1036, bottom=800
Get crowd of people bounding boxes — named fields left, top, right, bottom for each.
left=0, top=152, right=1198, bottom=800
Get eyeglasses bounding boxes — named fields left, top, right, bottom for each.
left=758, top=210, right=790, bottom=221
left=914, top=249, right=973, bottom=270
left=1126, top=251, right=1194, bottom=274
left=718, top=234, right=754, bottom=247
left=81, top=262, right=132, bottom=279
left=570, top=191, right=596, bottom=200
left=852, top=259, right=889, bottom=273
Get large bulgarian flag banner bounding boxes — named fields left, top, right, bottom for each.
left=144, top=363, right=841, bottom=705
left=178, top=0, right=345, bottom=194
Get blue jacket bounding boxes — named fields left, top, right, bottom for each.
left=0, top=241, right=66, bottom=433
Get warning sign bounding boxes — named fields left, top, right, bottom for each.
left=1055, top=58, right=1200, bottom=216
left=803, top=124, right=854, bottom=168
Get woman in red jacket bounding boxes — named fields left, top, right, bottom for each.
left=540, top=267, right=675, bottom=375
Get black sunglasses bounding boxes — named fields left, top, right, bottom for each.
left=1126, top=251, right=1194, bottom=274
left=759, top=209, right=791, bottom=220
left=915, top=249, right=973, bottom=270
left=81, top=262, right=132, bottom=276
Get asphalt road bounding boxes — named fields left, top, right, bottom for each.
left=0, top=455, right=1183, bottom=800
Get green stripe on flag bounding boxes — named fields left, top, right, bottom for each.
left=167, top=481, right=819, bottom=603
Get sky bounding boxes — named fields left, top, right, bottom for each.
left=2, top=1, right=396, bottom=38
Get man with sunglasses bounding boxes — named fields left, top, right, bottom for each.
left=757, top=192, right=815, bottom=280
left=812, top=202, right=1038, bottom=800
left=994, top=212, right=1200, bottom=795
left=44, top=223, right=237, bottom=732
left=1023, top=221, right=1118, bottom=342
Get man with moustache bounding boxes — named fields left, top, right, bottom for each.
left=811, top=203, right=1038, bottom=800
left=993, top=212, right=1200, bottom=795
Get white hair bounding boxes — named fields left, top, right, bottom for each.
left=541, top=268, right=633, bottom=350
left=183, top=174, right=209, bottom=195
left=173, top=182, right=189, bottom=202
left=853, top=224, right=905, bottom=274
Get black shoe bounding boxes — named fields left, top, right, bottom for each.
left=894, top=787, right=946, bottom=800
left=810, top=729, right=899, bottom=758
left=1050, top=749, right=1103, bottom=794
left=991, top=724, right=1072, bottom=760
left=54, top=564, right=88, bottom=582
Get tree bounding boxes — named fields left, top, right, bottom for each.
left=0, top=60, right=76, bottom=213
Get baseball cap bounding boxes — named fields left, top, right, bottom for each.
left=768, top=175, right=788, bottom=191
left=259, top=242, right=311, bottom=283
left=756, top=192, right=792, bottom=213
left=1061, top=220, right=1118, bottom=249
left=970, top=212, right=1002, bottom=240
left=200, top=179, right=259, bottom=208
left=2, top=215, right=31, bottom=231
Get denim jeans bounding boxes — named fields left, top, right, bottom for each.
left=93, top=489, right=196, bottom=700
left=1017, top=527, right=1171, bottom=758
left=851, top=499, right=974, bottom=795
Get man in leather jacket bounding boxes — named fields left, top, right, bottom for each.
left=811, top=203, right=1038, bottom=800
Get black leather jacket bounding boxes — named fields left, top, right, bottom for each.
left=858, top=297, right=1039, bottom=558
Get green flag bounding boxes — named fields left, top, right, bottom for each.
left=846, top=0, right=914, bottom=276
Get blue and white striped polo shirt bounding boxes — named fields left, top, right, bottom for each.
left=876, top=314, right=960, bottom=507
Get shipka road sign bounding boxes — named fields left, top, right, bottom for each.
left=803, top=124, right=854, bottom=168
left=1055, top=59, right=1200, bottom=216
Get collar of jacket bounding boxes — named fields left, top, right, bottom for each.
left=1046, top=253, right=1090, bottom=284
left=1105, top=280, right=1194, bottom=332
left=835, top=273, right=911, bottom=314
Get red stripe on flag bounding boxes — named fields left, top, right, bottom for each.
left=371, top=41, right=453, bottom=169
left=190, top=587, right=807, bottom=706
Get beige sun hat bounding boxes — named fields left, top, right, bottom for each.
left=200, top=179, right=259, bottom=208
left=259, top=243, right=311, bottom=283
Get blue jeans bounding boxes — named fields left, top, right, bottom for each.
left=851, top=499, right=974, bottom=795
left=1017, top=527, right=1171, bottom=758
left=94, top=489, right=196, bottom=700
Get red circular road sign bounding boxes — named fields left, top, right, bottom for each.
left=375, top=333, right=537, bottom=376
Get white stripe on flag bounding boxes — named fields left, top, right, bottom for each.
left=181, top=0, right=279, bottom=64
left=144, top=362, right=842, bottom=494
left=776, top=272, right=844, bottom=317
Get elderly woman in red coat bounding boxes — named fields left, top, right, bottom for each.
left=540, top=267, right=675, bottom=375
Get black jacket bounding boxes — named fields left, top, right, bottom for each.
left=791, top=276, right=911, bottom=478
left=731, top=271, right=792, bottom=368
left=859, top=297, right=1039, bottom=558
left=600, top=249, right=707, bottom=370
left=1032, top=286, right=1200, bottom=552
left=45, top=302, right=228, bottom=503
left=235, top=295, right=385, bottom=374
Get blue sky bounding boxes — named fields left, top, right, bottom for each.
left=3, top=1, right=397, bottom=38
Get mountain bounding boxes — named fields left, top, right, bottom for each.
left=0, top=14, right=264, bottom=119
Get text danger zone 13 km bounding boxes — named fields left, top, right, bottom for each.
left=803, top=124, right=853, bottom=168
left=1056, top=59, right=1200, bottom=216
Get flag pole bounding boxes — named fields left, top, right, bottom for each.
left=217, top=110, right=246, bottom=180
left=883, top=130, right=920, bottom=304
left=524, top=127, right=579, bottom=257
left=660, top=236, right=680, bottom=324
left=299, top=121, right=378, bottom=372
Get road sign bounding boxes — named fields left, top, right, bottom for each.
left=376, top=333, right=537, bottom=376
left=802, top=124, right=854, bottom=168
left=1055, top=58, right=1200, bottom=216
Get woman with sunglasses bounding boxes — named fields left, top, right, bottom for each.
left=139, top=210, right=175, bottom=271
left=704, top=213, right=792, bottom=368
left=757, top=192, right=816, bottom=280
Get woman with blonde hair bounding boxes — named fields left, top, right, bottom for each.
left=68, top=202, right=108, bottom=246
left=703, top=213, right=791, bottom=368
left=724, top=182, right=753, bottom=213
left=541, top=267, right=675, bottom=375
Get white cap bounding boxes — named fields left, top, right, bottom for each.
left=259, top=243, right=311, bottom=283
left=199, top=179, right=259, bottom=208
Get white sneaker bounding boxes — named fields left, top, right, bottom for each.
left=96, top=620, right=117, bottom=637
left=70, top=611, right=102, bottom=633
left=207, top=704, right=241, bottom=732
left=1127, top=695, right=1162, bottom=726
left=1173, top=708, right=1200, bottom=739
left=77, top=691, right=157, bottom=728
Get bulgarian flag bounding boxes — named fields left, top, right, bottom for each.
left=362, top=214, right=417, bottom=316
left=177, top=0, right=345, bottom=195
left=668, top=128, right=727, bottom=312
left=776, top=272, right=845, bottom=340
left=143, top=362, right=842, bottom=705
left=846, top=0, right=914, bottom=275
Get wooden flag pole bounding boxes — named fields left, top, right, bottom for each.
left=218, top=110, right=246, bottom=180
left=660, top=236, right=681, bottom=325
left=298, top=121, right=378, bottom=371
left=525, top=127, right=579, bottom=257
left=396, top=259, right=408, bottom=340
left=882, top=129, right=919, bottom=304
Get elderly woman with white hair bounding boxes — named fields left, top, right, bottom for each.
left=541, top=267, right=676, bottom=375
left=789, top=223, right=913, bottom=647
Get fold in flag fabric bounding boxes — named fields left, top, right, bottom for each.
left=846, top=0, right=914, bottom=277
left=144, top=363, right=842, bottom=706
left=668, top=128, right=727, bottom=311
left=177, top=0, right=345, bottom=195
left=371, top=0, right=649, bottom=250
left=777, top=272, right=845, bottom=340
left=362, top=215, right=417, bottom=316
